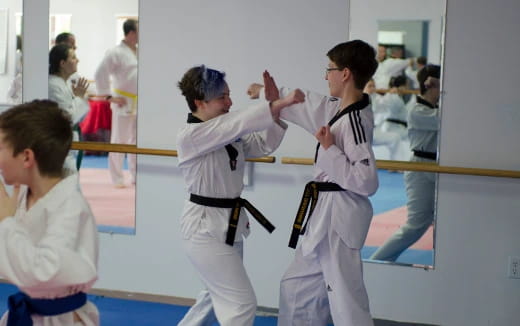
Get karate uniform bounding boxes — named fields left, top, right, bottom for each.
left=177, top=103, right=287, bottom=326
left=94, top=41, right=138, bottom=185
left=370, top=93, right=402, bottom=161
left=277, top=88, right=378, bottom=326
left=370, top=96, right=438, bottom=261
left=48, top=75, right=89, bottom=172
left=373, top=58, right=409, bottom=89
left=0, top=173, right=100, bottom=325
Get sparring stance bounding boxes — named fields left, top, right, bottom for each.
left=0, top=100, right=99, bottom=325
left=249, top=39, right=379, bottom=326
left=94, top=19, right=138, bottom=187
left=370, top=64, right=441, bottom=262
left=176, top=65, right=304, bottom=326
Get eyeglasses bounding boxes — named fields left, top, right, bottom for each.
left=325, top=67, right=343, bottom=74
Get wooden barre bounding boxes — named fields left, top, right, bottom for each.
left=71, top=141, right=275, bottom=163
left=375, top=88, right=420, bottom=95
left=281, top=157, right=520, bottom=179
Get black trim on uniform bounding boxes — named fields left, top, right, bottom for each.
left=288, top=182, right=345, bottom=249
left=413, top=150, right=437, bottom=160
left=187, top=113, right=238, bottom=171
left=416, top=96, right=437, bottom=109
left=314, top=94, right=369, bottom=161
left=190, top=194, right=275, bottom=246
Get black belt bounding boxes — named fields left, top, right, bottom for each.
left=413, top=150, right=436, bottom=160
left=190, top=194, right=275, bottom=246
left=385, top=118, right=407, bottom=127
left=288, top=182, right=344, bottom=248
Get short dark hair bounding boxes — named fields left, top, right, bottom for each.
left=55, top=32, right=74, bottom=45
left=49, top=43, right=72, bottom=74
left=123, top=19, right=138, bottom=36
left=389, top=75, right=408, bottom=88
left=178, top=65, right=227, bottom=112
left=417, top=56, right=427, bottom=66
left=417, top=64, right=441, bottom=95
left=0, top=100, right=72, bottom=177
left=327, top=40, right=378, bottom=90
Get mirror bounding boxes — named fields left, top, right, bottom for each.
left=350, top=0, right=445, bottom=267
left=49, top=0, right=139, bottom=234
left=0, top=1, right=22, bottom=107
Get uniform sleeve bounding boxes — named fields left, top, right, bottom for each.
left=48, top=81, right=89, bottom=125
left=316, top=114, right=379, bottom=196
left=0, top=200, right=97, bottom=289
left=241, top=120, right=288, bottom=158
left=94, top=49, right=117, bottom=95
left=278, top=87, right=338, bottom=135
left=177, top=102, right=274, bottom=164
left=408, top=105, right=439, bottom=131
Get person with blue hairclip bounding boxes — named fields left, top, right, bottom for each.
left=176, top=65, right=304, bottom=326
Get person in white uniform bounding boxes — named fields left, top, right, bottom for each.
left=249, top=40, right=378, bottom=326
left=48, top=43, right=90, bottom=172
left=94, top=19, right=138, bottom=187
left=176, top=65, right=304, bottom=326
left=370, top=64, right=441, bottom=262
left=373, top=47, right=409, bottom=90
left=364, top=79, right=401, bottom=161
left=0, top=100, right=99, bottom=325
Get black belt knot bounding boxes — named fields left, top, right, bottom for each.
left=413, top=150, right=436, bottom=160
left=190, top=193, right=275, bottom=246
left=288, top=182, right=344, bottom=248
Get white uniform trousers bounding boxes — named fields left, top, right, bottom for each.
left=177, top=290, right=217, bottom=326
left=109, top=111, right=137, bottom=185
left=180, top=232, right=256, bottom=326
left=370, top=169, right=436, bottom=261
left=278, top=231, right=373, bottom=326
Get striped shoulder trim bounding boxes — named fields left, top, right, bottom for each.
left=348, top=110, right=367, bottom=145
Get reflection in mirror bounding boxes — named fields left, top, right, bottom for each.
left=0, top=1, right=22, bottom=107
left=49, top=0, right=138, bottom=234
left=350, top=0, right=445, bottom=267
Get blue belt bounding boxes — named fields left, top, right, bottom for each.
left=7, top=292, right=87, bottom=326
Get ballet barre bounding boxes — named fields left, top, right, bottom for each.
left=280, top=157, right=520, bottom=179
left=71, top=141, right=276, bottom=163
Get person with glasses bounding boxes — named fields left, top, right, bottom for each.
left=248, top=39, right=378, bottom=326
left=176, top=65, right=304, bottom=326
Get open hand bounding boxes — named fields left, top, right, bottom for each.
left=263, top=70, right=280, bottom=102
left=72, top=77, right=90, bottom=98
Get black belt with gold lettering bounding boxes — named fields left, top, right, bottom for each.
left=190, top=193, right=275, bottom=246
left=288, top=181, right=345, bottom=249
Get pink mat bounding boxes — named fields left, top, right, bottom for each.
left=79, top=168, right=135, bottom=228
left=365, top=206, right=434, bottom=250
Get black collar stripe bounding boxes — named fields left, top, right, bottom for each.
left=186, top=113, right=238, bottom=171
left=315, top=94, right=370, bottom=161
left=417, top=96, right=437, bottom=109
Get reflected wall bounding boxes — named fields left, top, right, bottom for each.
left=350, top=0, right=446, bottom=267
left=0, top=0, right=22, bottom=105
left=49, top=0, right=138, bottom=234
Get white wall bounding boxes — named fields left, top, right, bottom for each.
left=0, top=0, right=22, bottom=103
left=17, top=0, right=520, bottom=325
left=49, top=0, right=138, bottom=80
left=350, top=0, right=444, bottom=64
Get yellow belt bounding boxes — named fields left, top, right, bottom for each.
left=113, top=88, right=138, bottom=114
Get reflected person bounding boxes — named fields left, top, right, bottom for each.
left=48, top=43, right=90, bottom=172
left=370, top=64, right=441, bottom=262
left=94, top=19, right=138, bottom=188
